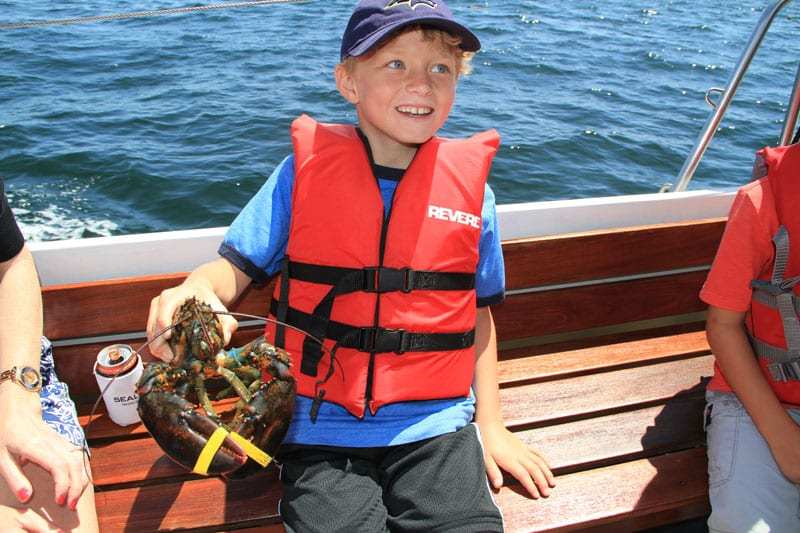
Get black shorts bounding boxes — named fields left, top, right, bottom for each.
left=277, top=423, right=504, bottom=533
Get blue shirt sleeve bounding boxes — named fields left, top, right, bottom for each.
left=476, top=183, right=505, bottom=307
left=218, top=155, right=294, bottom=283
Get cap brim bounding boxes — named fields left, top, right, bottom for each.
left=344, top=17, right=480, bottom=59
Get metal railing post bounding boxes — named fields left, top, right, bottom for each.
left=780, top=63, right=800, bottom=145
left=673, top=0, right=793, bottom=192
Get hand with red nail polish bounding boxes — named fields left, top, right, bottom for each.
left=0, top=212, right=97, bottom=531
left=0, top=386, right=91, bottom=513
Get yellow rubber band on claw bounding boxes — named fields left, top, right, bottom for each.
left=230, top=432, right=272, bottom=467
left=193, top=427, right=229, bottom=475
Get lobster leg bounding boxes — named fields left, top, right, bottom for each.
left=226, top=375, right=296, bottom=479
left=193, top=373, right=218, bottom=421
left=217, top=367, right=252, bottom=402
left=137, top=363, right=248, bottom=476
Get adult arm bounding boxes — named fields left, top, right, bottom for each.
left=0, top=246, right=90, bottom=510
left=706, top=306, right=800, bottom=483
left=473, top=307, right=555, bottom=498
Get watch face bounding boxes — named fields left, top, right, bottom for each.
left=19, top=367, right=41, bottom=391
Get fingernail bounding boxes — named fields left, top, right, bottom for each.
left=70, top=498, right=78, bottom=510
left=57, top=493, right=66, bottom=506
left=17, top=488, right=30, bottom=502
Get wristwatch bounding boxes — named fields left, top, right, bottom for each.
left=0, top=366, right=42, bottom=393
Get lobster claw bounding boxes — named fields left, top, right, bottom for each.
left=226, top=375, right=296, bottom=479
left=138, top=390, right=248, bottom=475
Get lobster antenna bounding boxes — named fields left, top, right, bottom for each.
left=212, top=310, right=328, bottom=353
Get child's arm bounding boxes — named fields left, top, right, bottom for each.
left=706, top=305, right=800, bottom=483
left=146, top=257, right=252, bottom=362
left=473, top=307, right=555, bottom=498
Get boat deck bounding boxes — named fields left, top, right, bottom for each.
left=42, top=215, right=725, bottom=531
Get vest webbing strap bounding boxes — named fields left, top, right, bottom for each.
left=748, top=225, right=800, bottom=383
left=747, top=333, right=800, bottom=382
left=269, top=300, right=475, bottom=376
left=274, top=257, right=291, bottom=348
left=289, top=261, right=475, bottom=377
left=287, top=261, right=475, bottom=293
left=751, top=285, right=800, bottom=314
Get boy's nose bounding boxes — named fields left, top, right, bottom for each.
left=406, top=72, right=433, bottom=95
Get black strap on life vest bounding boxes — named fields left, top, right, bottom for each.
left=270, top=300, right=474, bottom=373
left=273, top=257, right=291, bottom=348
left=287, top=261, right=475, bottom=293
left=268, top=262, right=476, bottom=377
left=290, top=261, right=474, bottom=376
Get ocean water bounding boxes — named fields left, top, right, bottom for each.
left=1, top=1, right=799, bottom=241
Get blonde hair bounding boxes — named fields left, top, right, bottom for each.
left=340, top=25, right=474, bottom=76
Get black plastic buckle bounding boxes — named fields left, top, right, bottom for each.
left=358, top=327, right=378, bottom=352
left=363, top=267, right=415, bottom=293
left=381, top=328, right=409, bottom=354
left=356, top=327, right=409, bottom=353
left=363, top=267, right=380, bottom=292
left=400, top=268, right=414, bottom=293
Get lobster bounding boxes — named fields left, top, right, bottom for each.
left=136, top=297, right=296, bottom=477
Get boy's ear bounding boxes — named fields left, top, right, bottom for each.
left=335, top=63, right=359, bottom=105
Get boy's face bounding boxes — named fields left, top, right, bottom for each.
left=336, top=29, right=459, bottom=167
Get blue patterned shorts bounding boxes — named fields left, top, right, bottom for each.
left=39, top=337, right=85, bottom=450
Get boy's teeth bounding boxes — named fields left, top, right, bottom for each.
left=398, top=106, right=432, bottom=116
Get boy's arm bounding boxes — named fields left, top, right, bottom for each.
left=147, top=257, right=252, bottom=362
left=473, top=307, right=555, bottom=498
left=706, top=305, right=800, bottom=483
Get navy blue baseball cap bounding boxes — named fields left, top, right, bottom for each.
left=340, top=0, right=481, bottom=60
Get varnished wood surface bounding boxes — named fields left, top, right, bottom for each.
left=87, top=392, right=705, bottom=489
left=42, top=219, right=723, bottom=531
left=500, top=356, right=712, bottom=429
left=42, top=220, right=723, bottom=343
left=498, top=448, right=709, bottom=533
left=83, top=351, right=710, bottom=531
left=42, top=275, right=274, bottom=341
left=94, top=469, right=282, bottom=532
left=498, top=330, right=710, bottom=386
left=493, top=270, right=708, bottom=341
left=46, top=264, right=709, bottom=368
left=502, top=218, right=725, bottom=289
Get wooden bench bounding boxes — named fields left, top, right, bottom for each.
left=42, top=217, right=725, bottom=532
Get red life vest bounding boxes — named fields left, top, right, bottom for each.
left=747, top=144, right=800, bottom=394
left=264, top=115, right=500, bottom=418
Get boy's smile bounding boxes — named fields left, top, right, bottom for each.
left=336, top=29, right=459, bottom=168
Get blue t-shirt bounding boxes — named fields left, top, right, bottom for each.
left=220, top=154, right=505, bottom=447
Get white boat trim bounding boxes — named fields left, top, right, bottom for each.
left=29, top=189, right=735, bottom=286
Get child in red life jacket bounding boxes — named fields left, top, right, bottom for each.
left=700, top=145, right=800, bottom=532
left=147, top=1, right=554, bottom=530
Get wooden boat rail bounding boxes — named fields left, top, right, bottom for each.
left=42, top=217, right=725, bottom=532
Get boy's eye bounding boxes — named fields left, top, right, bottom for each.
left=387, top=60, right=404, bottom=69
left=431, top=63, right=451, bottom=74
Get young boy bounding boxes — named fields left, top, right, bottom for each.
left=148, top=1, right=554, bottom=530
left=700, top=144, right=800, bottom=532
